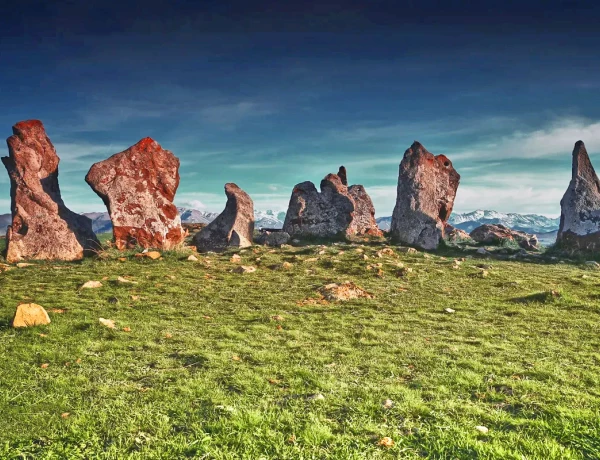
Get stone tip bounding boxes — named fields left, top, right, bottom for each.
left=135, top=137, right=158, bottom=149
left=574, top=140, right=586, bottom=149
left=13, top=120, right=44, bottom=132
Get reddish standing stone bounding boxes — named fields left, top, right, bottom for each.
left=85, top=137, right=185, bottom=249
left=2, top=120, right=99, bottom=262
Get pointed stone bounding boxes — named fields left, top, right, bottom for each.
left=337, top=165, right=348, bottom=186
left=390, top=141, right=460, bottom=250
left=557, top=141, right=600, bottom=250
left=193, top=183, right=254, bottom=252
left=2, top=120, right=99, bottom=262
left=85, top=137, right=185, bottom=250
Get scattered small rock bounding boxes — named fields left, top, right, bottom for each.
left=81, top=280, right=103, bottom=289
left=233, top=265, right=256, bottom=274
left=187, top=254, right=198, bottom=261
left=16, top=263, right=34, bottom=268
left=117, top=276, right=137, bottom=284
left=99, top=318, right=116, bottom=329
left=12, top=303, right=51, bottom=328
left=318, top=282, right=373, bottom=301
left=382, top=399, right=394, bottom=409
left=475, top=425, right=489, bottom=434
left=307, top=393, right=325, bottom=401
left=444, top=308, right=455, bottom=313
left=378, top=437, right=394, bottom=447
left=397, top=247, right=418, bottom=254
left=230, top=254, right=242, bottom=263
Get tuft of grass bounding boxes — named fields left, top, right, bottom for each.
left=0, top=239, right=599, bottom=458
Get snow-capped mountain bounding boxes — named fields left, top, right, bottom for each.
left=447, top=210, right=560, bottom=234
left=376, top=210, right=560, bottom=235
left=1, top=208, right=559, bottom=237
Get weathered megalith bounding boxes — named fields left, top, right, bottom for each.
left=2, top=120, right=99, bottom=262
left=192, top=183, right=254, bottom=252
left=85, top=137, right=185, bottom=249
left=282, top=167, right=382, bottom=239
left=390, top=141, right=460, bottom=250
left=557, top=141, right=600, bottom=251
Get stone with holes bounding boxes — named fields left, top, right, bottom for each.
left=282, top=166, right=381, bottom=239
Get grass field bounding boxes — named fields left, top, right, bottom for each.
left=0, top=238, right=599, bottom=459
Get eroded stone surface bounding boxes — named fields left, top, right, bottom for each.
left=193, top=183, right=254, bottom=252
left=390, top=141, right=460, bottom=250
left=2, top=120, right=99, bottom=262
left=557, top=141, right=600, bottom=251
left=283, top=167, right=381, bottom=239
left=85, top=137, right=185, bottom=249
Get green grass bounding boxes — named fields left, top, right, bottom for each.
left=0, top=239, right=599, bottom=459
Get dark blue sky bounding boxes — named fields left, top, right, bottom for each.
left=1, top=0, right=599, bottom=216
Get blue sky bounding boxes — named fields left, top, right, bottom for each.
left=1, top=0, right=599, bottom=217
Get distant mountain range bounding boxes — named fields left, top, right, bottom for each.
left=0, top=208, right=561, bottom=240
left=377, top=210, right=560, bottom=235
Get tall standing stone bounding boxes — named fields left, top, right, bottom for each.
left=390, top=141, right=460, bottom=250
left=283, top=167, right=382, bottom=239
left=557, top=141, right=600, bottom=250
left=85, top=137, right=185, bottom=249
left=192, top=183, right=254, bottom=252
left=2, top=120, right=98, bottom=262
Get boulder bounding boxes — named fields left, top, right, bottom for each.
left=282, top=167, right=381, bottom=239
left=85, top=137, right=185, bottom=250
left=557, top=141, right=600, bottom=250
left=193, top=183, right=254, bottom=252
left=2, top=120, right=99, bottom=262
left=444, top=224, right=471, bottom=242
left=470, top=224, right=539, bottom=250
left=390, top=141, right=460, bottom=250
left=12, top=303, right=51, bottom=328
left=255, top=231, right=291, bottom=247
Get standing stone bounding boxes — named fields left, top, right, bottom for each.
left=2, top=120, right=98, bottom=262
left=557, top=141, right=600, bottom=250
left=193, top=183, right=254, bottom=252
left=347, top=184, right=383, bottom=236
left=390, top=141, right=460, bottom=250
left=283, top=168, right=382, bottom=239
left=85, top=137, right=185, bottom=250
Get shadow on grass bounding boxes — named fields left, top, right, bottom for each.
left=510, top=291, right=560, bottom=304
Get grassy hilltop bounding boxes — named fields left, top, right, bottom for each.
left=0, top=237, right=599, bottom=459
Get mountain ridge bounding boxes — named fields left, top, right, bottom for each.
left=0, top=208, right=561, bottom=237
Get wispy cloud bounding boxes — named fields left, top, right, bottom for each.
left=452, top=117, right=600, bottom=160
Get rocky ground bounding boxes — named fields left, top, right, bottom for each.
left=0, top=236, right=599, bottom=458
